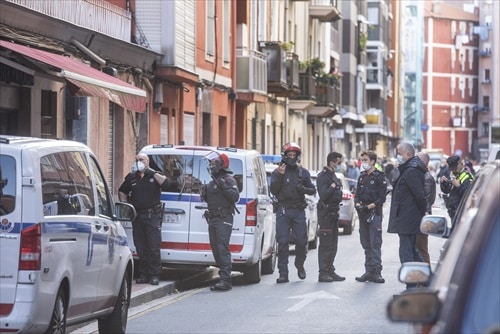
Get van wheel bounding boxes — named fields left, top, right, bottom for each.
left=243, top=259, right=262, bottom=284
left=46, top=287, right=67, bottom=334
left=261, top=243, right=276, bottom=275
left=98, top=272, right=130, bottom=334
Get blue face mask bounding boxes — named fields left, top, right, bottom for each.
left=396, top=154, right=405, bottom=164
left=334, top=166, right=342, bottom=173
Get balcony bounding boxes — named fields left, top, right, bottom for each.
left=309, top=0, right=342, bottom=22
left=478, top=49, right=492, bottom=57
left=236, top=48, right=268, bottom=103
left=6, top=0, right=131, bottom=41
left=309, top=83, right=339, bottom=117
left=260, top=42, right=300, bottom=97
left=473, top=106, right=490, bottom=112
left=289, top=73, right=316, bottom=110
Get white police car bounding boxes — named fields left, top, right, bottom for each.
left=128, top=145, right=276, bottom=284
left=0, top=136, right=136, bottom=333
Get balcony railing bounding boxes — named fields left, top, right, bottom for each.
left=309, top=0, right=342, bottom=22
left=260, top=42, right=299, bottom=97
left=315, top=84, right=335, bottom=108
left=295, top=73, right=317, bottom=101
left=7, top=0, right=131, bottom=41
left=236, top=48, right=267, bottom=95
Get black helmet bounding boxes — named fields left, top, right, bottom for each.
left=281, top=142, right=301, bottom=167
left=204, top=151, right=231, bottom=175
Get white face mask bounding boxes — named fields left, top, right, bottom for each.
left=397, top=154, right=405, bottom=164
left=136, top=161, right=146, bottom=172
left=361, top=162, right=370, bottom=171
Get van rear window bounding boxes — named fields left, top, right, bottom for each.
left=0, top=155, right=15, bottom=216
left=148, top=154, right=243, bottom=194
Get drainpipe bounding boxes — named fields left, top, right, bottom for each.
left=70, top=37, right=106, bottom=67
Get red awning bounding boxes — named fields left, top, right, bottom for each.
left=0, top=40, right=147, bottom=113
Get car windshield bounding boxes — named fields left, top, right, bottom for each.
left=0, top=155, right=15, bottom=216
left=148, top=154, right=244, bottom=194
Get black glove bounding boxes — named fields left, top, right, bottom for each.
left=144, top=168, right=156, bottom=177
left=296, top=184, right=315, bottom=195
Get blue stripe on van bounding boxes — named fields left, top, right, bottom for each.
left=8, top=221, right=127, bottom=266
left=160, top=193, right=250, bottom=205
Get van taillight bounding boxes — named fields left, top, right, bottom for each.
left=19, top=224, right=41, bottom=270
left=245, top=199, right=257, bottom=226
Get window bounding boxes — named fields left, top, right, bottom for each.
left=41, top=152, right=95, bottom=216
left=206, top=0, right=215, bottom=58
left=483, top=96, right=490, bottom=109
left=484, top=69, right=491, bottom=83
left=0, top=155, right=16, bottom=216
left=222, top=0, right=230, bottom=65
left=41, top=90, right=57, bottom=138
left=148, top=154, right=244, bottom=194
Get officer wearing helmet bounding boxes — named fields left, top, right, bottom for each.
left=270, top=143, right=316, bottom=283
left=200, top=151, right=239, bottom=291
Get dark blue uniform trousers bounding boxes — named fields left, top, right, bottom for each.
left=133, top=211, right=162, bottom=278
left=276, top=207, right=307, bottom=276
left=358, top=211, right=383, bottom=273
left=208, top=215, right=233, bottom=283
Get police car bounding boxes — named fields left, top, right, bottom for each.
left=0, top=136, right=136, bottom=333
left=128, top=145, right=276, bottom=284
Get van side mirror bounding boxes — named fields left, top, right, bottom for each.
left=387, top=290, right=440, bottom=323
left=115, top=202, right=136, bottom=221
left=420, top=215, right=447, bottom=237
left=398, top=262, right=431, bottom=285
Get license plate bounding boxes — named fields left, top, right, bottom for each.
left=164, top=213, right=179, bottom=224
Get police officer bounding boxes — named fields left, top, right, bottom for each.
left=200, top=151, right=239, bottom=291
left=354, top=150, right=387, bottom=283
left=270, top=143, right=316, bottom=283
left=316, top=152, right=346, bottom=282
left=119, top=153, right=169, bottom=285
left=439, top=155, right=474, bottom=222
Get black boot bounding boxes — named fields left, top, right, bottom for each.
left=210, top=281, right=232, bottom=291
left=355, top=272, right=371, bottom=282
left=368, top=270, right=385, bottom=284
left=276, top=274, right=289, bottom=283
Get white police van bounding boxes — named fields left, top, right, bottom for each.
left=133, top=145, right=276, bottom=283
left=0, top=136, right=136, bottom=333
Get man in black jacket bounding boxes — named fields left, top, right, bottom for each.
left=201, top=151, right=240, bottom=291
left=316, top=152, right=345, bottom=282
left=270, top=143, right=316, bottom=283
left=354, top=150, right=387, bottom=283
left=388, top=143, right=427, bottom=281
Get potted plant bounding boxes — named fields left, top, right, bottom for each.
left=280, top=41, right=295, bottom=52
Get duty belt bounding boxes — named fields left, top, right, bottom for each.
left=204, top=207, right=234, bottom=219
left=136, top=203, right=162, bottom=214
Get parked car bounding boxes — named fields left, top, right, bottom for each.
left=265, top=164, right=318, bottom=250
left=387, top=161, right=500, bottom=334
left=335, top=173, right=357, bottom=235
left=0, top=136, right=136, bottom=334
left=127, top=145, right=276, bottom=284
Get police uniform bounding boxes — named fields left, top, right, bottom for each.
left=118, top=170, right=168, bottom=284
left=316, top=166, right=344, bottom=282
left=354, top=168, right=387, bottom=282
left=201, top=152, right=239, bottom=291
left=270, top=163, right=316, bottom=282
left=440, top=167, right=474, bottom=221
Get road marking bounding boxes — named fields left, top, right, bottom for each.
left=286, top=290, right=340, bottom=312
